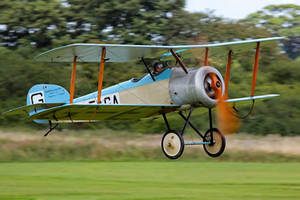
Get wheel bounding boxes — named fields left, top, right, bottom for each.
left=161, top=130, right=184, bottom=159
left=203, top=128, right=226, bottom=157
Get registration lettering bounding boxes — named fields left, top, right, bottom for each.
left=29, top=91, right=45, bottom=104
left=76, top=92, right=120, bottom=105
left=101, top=93, right=120, bottom=104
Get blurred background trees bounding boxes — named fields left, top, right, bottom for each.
left=0, top=0, right=299, bottom=135
left=241, top=4, right=300, bottom=59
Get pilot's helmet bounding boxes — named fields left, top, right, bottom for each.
left=156, top=63, right=164, bottom=70
left=153, top=62, right=164, bottom=71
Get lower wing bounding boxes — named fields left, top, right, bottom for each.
left=226, top=94, right=279, bottom=103
left=2, top=103, right=65, bottom=116
left=2, top=94, right=278, bottom=123
left=29, top=104, right=179, bottom=122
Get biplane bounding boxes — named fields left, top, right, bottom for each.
left=2, top=37, right=284, bottom=159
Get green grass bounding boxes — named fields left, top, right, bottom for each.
left=0, top=161, right=300, bottom=200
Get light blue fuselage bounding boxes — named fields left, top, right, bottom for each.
left=73, top=68, right=172, bottom=103
left=26, top=68, right=173, bottom=124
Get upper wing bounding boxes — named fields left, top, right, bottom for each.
left=35, top=37, right=285, bottom=63
left=29, top=104, right=179, bottom=121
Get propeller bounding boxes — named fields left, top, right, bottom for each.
left=191, top=35, right=240, bottom=134
left=207, top=73, right=241, bottom=135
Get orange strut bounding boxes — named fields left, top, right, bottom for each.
left=70, top=56, right=77, bottom=104
left=97, top=47, right=106, bottom=104
left=224, top=50, right=232, bottom=98
left=251, top=42, right=260, bottom=97
left=204, top=47, right=209, bottom=66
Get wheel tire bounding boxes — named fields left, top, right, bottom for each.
left=203, top=128, right=226, bottom=157
left=161, top=130, right=184, bottom=159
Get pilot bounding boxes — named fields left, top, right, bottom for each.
left=152, top=62, right=165, bottom=75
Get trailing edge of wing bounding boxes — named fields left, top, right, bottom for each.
left=29, top=104, right=180, bottom=121
left=2, top=103, right=66, bottom=116
left=35, top=37, right=285, bottom=63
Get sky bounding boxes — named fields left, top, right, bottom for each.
left=185, top=0, right=300, bottom=19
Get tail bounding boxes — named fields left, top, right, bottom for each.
left=26, top=84, right=70, bottom=124
left=2, top=84, right=69, bottom=124
left=27, top=84, right=70, bottom=106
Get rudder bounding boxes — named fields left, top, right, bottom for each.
left=27, top=84, right=70, bottom=124
left=27, top=84, right=70, bottom=105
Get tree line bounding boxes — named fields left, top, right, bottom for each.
left=0, top=0, right=299, bottom=135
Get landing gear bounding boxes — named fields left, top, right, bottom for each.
left=161, top=108, right=226, bottom=159
left=161, top=130, right=184, bottom=159
left=203, top=128, right=226, bottom=157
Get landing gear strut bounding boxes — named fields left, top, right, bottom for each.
left=161, top=108, right=226, bottom=159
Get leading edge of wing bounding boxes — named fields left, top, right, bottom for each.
left=29, top=104, right=180, bottom=121
left=2, top=103, right=66, bottom=116
left=35, top=37, right=285, bottom=63
left=226, top=94, right=280, bottom=103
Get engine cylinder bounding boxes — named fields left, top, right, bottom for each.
left=169, top=66, right=225, bottom=108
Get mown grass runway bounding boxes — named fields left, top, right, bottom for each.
left=0, top=161, right=300, bottom=200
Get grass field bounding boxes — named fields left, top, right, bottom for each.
left=2, top=129, right=300, bottom=162
left=0, top=161, right=300, bottom=200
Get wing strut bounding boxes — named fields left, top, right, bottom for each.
left=170, top=49, right=188, bottom=74
left=70, top=56, right=77, bottom=104
left=97, top=47, right=106, bottom=103
left=224, top=50, right=232, bottom=98
left=204, top=47, right=209, bottom=66
left=251, top=42, right=260, bottom=96
left=141, top=57, right=155, bottom=81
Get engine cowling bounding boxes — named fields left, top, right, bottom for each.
left=169, top=66, right=225, bottom=108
